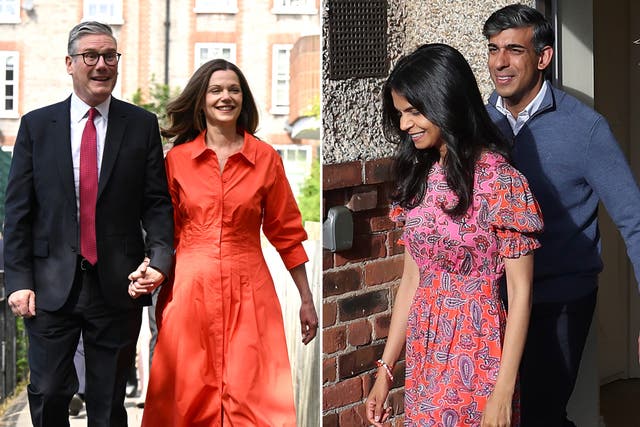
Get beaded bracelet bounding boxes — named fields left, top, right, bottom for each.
left=375, top=359, right=394, bottom=382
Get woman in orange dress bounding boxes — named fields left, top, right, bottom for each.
left=365, top=44, right=543, bottom=426
left=139, top=59, right=318, bottom=426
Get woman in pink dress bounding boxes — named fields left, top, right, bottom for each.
left=365, top=44, right=543, bottom=426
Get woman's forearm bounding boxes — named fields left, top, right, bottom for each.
left=380, top=251, right=420, bottom=366
left=289, top=263, right=314, bottom=304
left=493, top=254, right=534, bottom=394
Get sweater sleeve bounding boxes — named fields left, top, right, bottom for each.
left=584, top=115, right=640, bottom=289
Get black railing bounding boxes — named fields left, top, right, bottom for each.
left=0, top=271, right=19, bottom=403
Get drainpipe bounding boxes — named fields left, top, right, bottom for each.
left=164, top=0, right=170, bottom=85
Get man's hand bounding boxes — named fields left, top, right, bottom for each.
left=127, top=257, right=165, bottom=299
left=8, top=289, right=36, bottom=318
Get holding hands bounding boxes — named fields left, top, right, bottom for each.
left=128, top=257, right=165, bottom=298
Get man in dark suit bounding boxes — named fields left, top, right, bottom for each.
left=3, top=21, right=173, bottom=427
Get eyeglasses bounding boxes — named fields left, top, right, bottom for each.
left=70, top=51, right=121, bottom=66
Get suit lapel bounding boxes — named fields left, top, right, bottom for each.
left=54, top=98, right=76, bottom=206
left=98, top=98, right=126, bottom=198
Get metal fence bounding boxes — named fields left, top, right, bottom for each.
left=0, top=271, right=18, bottom=404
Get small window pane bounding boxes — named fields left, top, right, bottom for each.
left=195, top=43, right=236, bottom=69
left=0, top=51, right=18, bottom=116
left=84, top=0, right=122, bottom=23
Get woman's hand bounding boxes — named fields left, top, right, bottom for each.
left=365, top=372, right=392, bottom=426
left=288, top=264, right=318, bottom=344
left=127, top=257, right=165, bottom=299
left=480, top=387, right=513, bottom=427
left=299, top=300, right=318, bottom=345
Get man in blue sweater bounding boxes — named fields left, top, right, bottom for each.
left=483, top=4, right=640, bottom=426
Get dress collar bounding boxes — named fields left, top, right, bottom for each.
left=190, top=129, right=257, bottom=166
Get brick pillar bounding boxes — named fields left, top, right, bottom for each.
left=322, top=158, right=406, bottom=426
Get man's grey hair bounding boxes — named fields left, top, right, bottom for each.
left=67, top=21, right=116, bottom=55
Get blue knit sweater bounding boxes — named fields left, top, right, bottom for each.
left=487, top=85, right=640, bottom=303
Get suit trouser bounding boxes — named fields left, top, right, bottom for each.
left=519, top=288, right=597, bottom=427
left=24, top=261, right=142, bottom=427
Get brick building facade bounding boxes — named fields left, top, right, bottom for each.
left=322, top=157, right=407, bottom=425
left=321, top=1, right=530, bottom=425
left=0, top=0, right=320, bottom=147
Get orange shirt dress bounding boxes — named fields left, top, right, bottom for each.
left=141, top=131, right=308, bottom=427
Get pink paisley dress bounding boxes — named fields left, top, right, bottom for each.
left=393, top=152, right=543, bottom=426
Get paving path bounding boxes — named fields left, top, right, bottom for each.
left=0, top=389, right=144, bottom=427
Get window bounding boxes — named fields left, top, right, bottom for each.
left=83, top=0, right=123, bottom=24
left=0, top=0, right=20, bottom=23
left=271, top=45, right=292, bottom=115
left=194, top=0, right=238, bottom=14
left=0, top=51, right=18, bottom=117
left=273, top=145, right=312, bottom=196
left=272, top=0, right=316, bottom=15
left=195, top=43, right=236, bottom=69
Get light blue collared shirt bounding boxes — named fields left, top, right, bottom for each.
left=494, top=80, right=549, bottom=135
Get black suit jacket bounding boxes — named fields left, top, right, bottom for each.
left=3, top=96, right=174, bottom=310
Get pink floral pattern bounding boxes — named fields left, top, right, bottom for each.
left=393, top=152, right=543, bottom=426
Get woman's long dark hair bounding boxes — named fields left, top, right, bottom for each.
left=162, top=59, right=259, bottom=146
left=383, top=43, right=510, bottom=216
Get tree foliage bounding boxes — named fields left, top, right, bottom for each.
left=130, top=76, right=181, bottom=146
left=298, top=158, right=320, bottom=223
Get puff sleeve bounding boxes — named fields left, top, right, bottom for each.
left=490, top=164, right=544, bottom=258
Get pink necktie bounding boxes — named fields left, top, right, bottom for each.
left=79, top=107, right=99, bottom=264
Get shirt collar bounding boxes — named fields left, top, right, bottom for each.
left=191, top=129, right=257, bottom=166
left=495, top=80, right=549, bottom=120
left=70, top=93, right=111, bottom=122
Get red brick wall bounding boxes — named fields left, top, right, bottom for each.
left=289, top=35, right=320, bottom=123
left=322, top=158, right=406, bottom=426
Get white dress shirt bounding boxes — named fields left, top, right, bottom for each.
left=70, top=93, right=110, bottom=212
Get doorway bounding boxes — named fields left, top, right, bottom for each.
left=553, top=0, right=640, bottom=425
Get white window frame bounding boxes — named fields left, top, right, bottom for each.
left=83, top=0, right=124, bottom=25
left=194, top=43, right=236, bottom=70
left=194, top=0, right=238, bottom=14
left=0, top=0, right=19, bottom=23
left=272, top=144, right=312, bottom=196
left=0, top=51, right=18, bottom=118
left=271, top=44, right=292, bottom=115
left=271, top=0, right=317, bottom=15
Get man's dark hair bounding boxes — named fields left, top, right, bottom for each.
left=483, top=4, right=554, bottom=54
